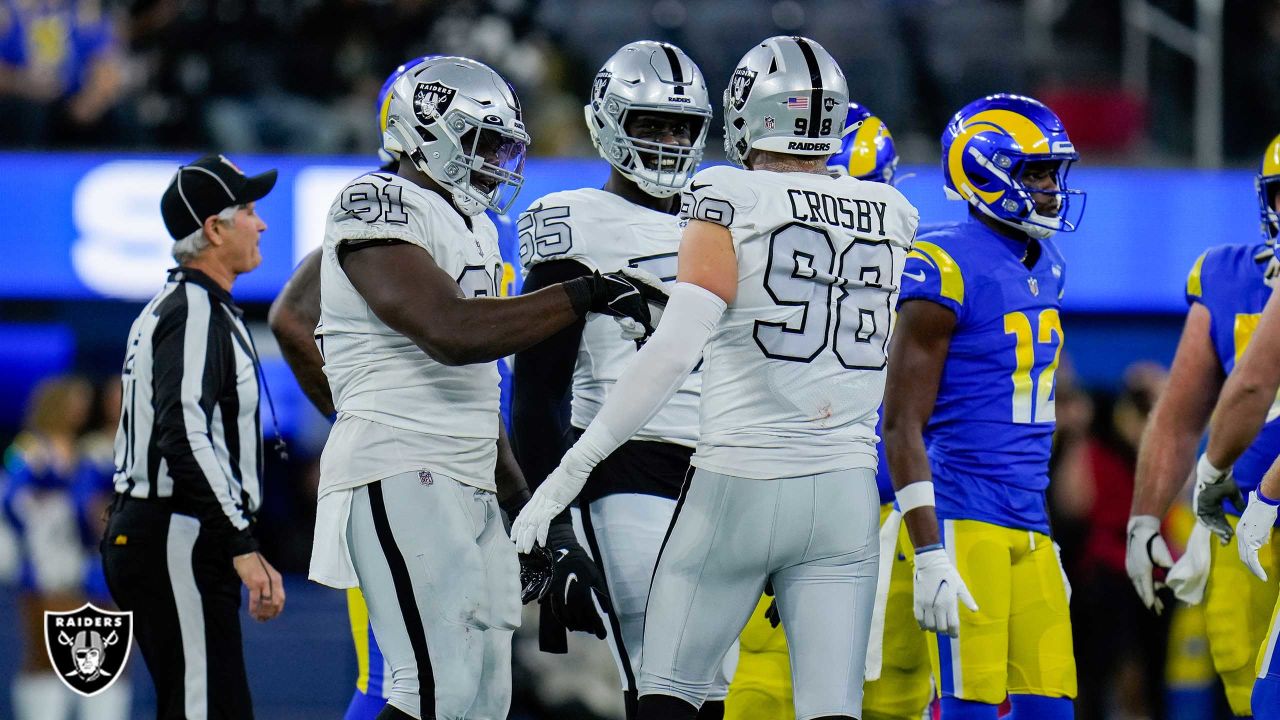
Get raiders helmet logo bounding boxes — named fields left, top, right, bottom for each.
left=591, top=70, right=612, bottom=109
left=45, top=604, right=133, bottom=697
left=728, top=68, right=757, bottom=111
left=414, top=81, right=458, bottom=125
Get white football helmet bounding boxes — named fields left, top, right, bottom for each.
left=585, top=41, right=712, bottom=198
left=383, top=56, right=530, bottom=216
left=723, top=36, right=849, bottom=167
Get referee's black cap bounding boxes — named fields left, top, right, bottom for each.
left=160, top=155, right=278, bottom=240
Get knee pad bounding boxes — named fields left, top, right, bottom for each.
left=1007, top=694, right=1073, bottom=720
left=1254, top=674, right=1280, bottom=720
left=939, top=697, right=999, bottom=720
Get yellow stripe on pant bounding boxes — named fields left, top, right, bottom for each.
left=926, top=519, right=1075, bottom=704
left=724, top=504, right=932, bottom=720
left=1203, top=516, right=1280, bottom=716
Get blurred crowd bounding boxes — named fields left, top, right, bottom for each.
left=2, top=0, right=1280, bottom=163
left=0, top=354, right=1246, bottom=720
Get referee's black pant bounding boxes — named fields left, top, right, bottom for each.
left=101, top=496, right=253, bottom=720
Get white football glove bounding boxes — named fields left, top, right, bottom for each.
left=1237, top=490, right=1278, bottom=582
left=1125, top=514, right=1173, bottom=614
left=1193, top=454, right=1244, bottom=545
left=913, top=547, right=978, bottom=638
left=510, top=461, right=591, bottom=553
left=1053, top=541, right=1072, bottom=604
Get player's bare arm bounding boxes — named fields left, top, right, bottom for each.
left=343, top=240, right=613, bottom=366
left=1205, top=287, right=1280, bottom=467
left=1130, top=303, right=1223, bottom=517
left=883, top=299, right=955, bottom=548
left=1126, top=302, right=1222, bottom=611
left=676, top=219, right=737, bottom=303
left=884, top=297, right=977, bottom=636
left=496, top=421, right=531, bottom=512
left=268, top=247, right=334, bottom=416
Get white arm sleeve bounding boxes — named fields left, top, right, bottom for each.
left=563, top=282, right=726, bottom=474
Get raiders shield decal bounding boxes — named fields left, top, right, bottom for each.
left=414, top=81, right=458, bottom=125
left=45, top=603, right=133, bottom=697
left=728, top=67, right=757, bottom=111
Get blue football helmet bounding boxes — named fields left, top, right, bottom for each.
left=1257, top=132, right=1280, bottom=241
left=376, top=55, right=439, bottom=164
left=827, top=102, right=897, bottom=184
left=941, top=94, right=1085, bottom=239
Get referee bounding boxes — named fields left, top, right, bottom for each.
left=102, top=154, right=285, bottom=720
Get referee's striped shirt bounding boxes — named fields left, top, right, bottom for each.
left=113, top=267, right=263, bottom=555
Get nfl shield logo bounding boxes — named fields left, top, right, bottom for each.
left=413, top=81, right=458, bottom=125
left=45, top=603, right=133, bottom=697
left=419, top=470, right=434, bottom=486
left=1027, top=277, right=1040, bottom=296
left=764, top=116, right=775, bottom=130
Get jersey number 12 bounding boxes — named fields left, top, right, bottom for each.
left=1004, top=308, right=1063, bottom=424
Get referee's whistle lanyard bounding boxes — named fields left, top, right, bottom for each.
left=239, top=318, right=289, bottom=463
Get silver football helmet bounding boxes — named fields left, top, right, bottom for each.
left=585, top=41, right=712, bottom=198
left=722, top=36, right=849, bottom=167
left=383, top=56, right=530, bottom=216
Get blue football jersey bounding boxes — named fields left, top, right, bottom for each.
left=898, top=218, right=1067, bottom=534
left=1186, top=243, right=1280, bottom=510
left=492, top=211, right=522, bottom=429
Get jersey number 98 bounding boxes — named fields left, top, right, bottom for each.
left=754, top=222, right=895, bottom=370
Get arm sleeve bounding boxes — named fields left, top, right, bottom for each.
left=898, top=238, right=965, bottom=320
left=565, top=282, right=726, bottom=474
left=151, top=295, right=257, bottom=555
left=511, top=259, right=592, bottom=496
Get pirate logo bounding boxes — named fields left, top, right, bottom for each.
left=45, top=604, right=132, bottom=697
left=728, top=67, right=757, bottom=111
left=591, top=70, right=612, bottom=108
left=413, top=81, right=457, bottom=125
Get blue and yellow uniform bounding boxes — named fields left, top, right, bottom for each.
left=900, top=217, right=1075, bottom=709
left=1184, top=242, right=1280, bottom=716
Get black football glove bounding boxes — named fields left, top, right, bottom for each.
left=518, top=544, right=555, bottom=604
left=564, top=268, right=669, bottom=338
left=543, top=523, right=613, bottom=639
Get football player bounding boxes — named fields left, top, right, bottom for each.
left=513, top=36, right=925, bottom=720
left=724, top=102, right=931, bottom=720
left=883, top=94, right=1083, bottom=720
left=268, top=54, right=526, bottom=720
left=1126, top=132, right=1280, bottom=718
left=510, top=40, right=726, bottom=720
left=305, top=56, right=665, bottom=720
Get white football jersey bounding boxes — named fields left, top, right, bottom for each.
left=318, top=171, right=503, bottom=494
left=680, top=165, right=918, bottom=479
left=520, top=188, right=700, bottom=448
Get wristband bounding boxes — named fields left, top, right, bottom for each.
left=1258, top=487, right=1280, bottom=506
left=562, top=275, right=596, bottom=316
left=915, top=542, right=944, bottom=554
left=1197, top=453, right=1226, bottom=482
left=896, top=481, right=935, bottom=514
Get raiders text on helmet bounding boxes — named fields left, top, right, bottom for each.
left=383, top=56, right=530, bottom=216
left=722, top=36, right=849, bottom=167
left=584, top=41, right=712, bottom=198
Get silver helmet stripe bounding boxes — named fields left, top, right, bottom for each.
left=793, top=37, right=823, bottom=138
